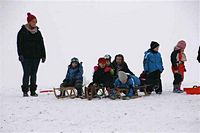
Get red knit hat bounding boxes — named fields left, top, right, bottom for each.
left=27, top=12, right=36, bottom=23
left=175, top=40, right=186, bottom=50
left=98, top=57, right=107, bottom=65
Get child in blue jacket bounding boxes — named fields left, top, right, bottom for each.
left=60, top=57, right=83, bottom=97
left=143, top=41, right=164, bottom=94
left=112, top=71, right=137, bottom=100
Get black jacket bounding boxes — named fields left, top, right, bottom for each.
left=111, top=61, right=134, bottom=79
left=17, top=25, right=46, bottom=59
left=93, top=67, right=113, bottom=87
left=170, top=50, right=179, bottom=67
left=197, top=46, right=200, bottom=63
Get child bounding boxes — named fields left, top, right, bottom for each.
left=60, top=57, right=83, bottom=97
left=104, top=54, right=112, bottom=66
left=111, top=71, right=137, bottom=100
left=171, top=40, right=187, bottom=93
left=143, top=41, right=164, bottom=94
left=92, top=57, right=114, bottom=88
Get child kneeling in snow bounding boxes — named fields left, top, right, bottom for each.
left=60, top=57, right=83, bottom=97
left=111, top=71, right=138, bottom=100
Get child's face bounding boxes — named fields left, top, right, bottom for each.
left=71, top=62, right=78, bottom=68
left=153, top=46, right=159, bottom=52
left=121, top=79, right=127, bottom=84
left=99, top=63, right=106, bottom=68
left=106, top=60, right=111, bottom=66
left=116, top=57, right=123, bottom=64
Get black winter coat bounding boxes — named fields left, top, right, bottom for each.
left=111, top=61, right=134, bottom=79
left=17, top=25, right=46, bottom=59
left=93, top=67, right=114, bottom=87
left=170, top=50, right=180, bottom=67
left=197, top=46, right=200, bottom=63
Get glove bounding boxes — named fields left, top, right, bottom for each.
left=99, top=83, right=104, bottom=88
left=41, top=57, right=46, bottom=63
left=94, top=66, right=98, bottom=72
left=104, top=67, right=111, bottom=73
left=18, top=55, right=24, bottom=62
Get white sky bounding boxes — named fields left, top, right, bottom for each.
left=0, top=0, right=199, bottom=89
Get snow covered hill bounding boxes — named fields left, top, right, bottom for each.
left=0, top=85, right=200, bottom=133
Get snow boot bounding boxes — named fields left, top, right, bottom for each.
left=21, top=85, right=29, bottom=97
left=122, top=96, right=131, bottom=100
left=173, top=84, right=183, bottom=93
left=30, top=84, right=38, bottom=97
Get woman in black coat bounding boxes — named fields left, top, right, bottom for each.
left=197, top=46, right=200, bottom=63
left=17, top=13, right=46, bottom=97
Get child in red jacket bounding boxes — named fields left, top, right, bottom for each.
left=170, top=40, right=187, bottom=93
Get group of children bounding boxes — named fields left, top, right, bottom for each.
left=60, top=40, right=187, bottom=99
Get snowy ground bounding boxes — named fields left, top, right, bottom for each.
left=1, top=85, right=200, bottom=133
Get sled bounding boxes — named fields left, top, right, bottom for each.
left=40, top=89, right=54, bottom=93
left=114, top=85, right=150, bottom=100
left=84, top=85, right=108, bottom=100
left=184, top=86, right=200, bottom=95
left=53, top=87, right=76, bottom=99
left=134, top=85, right=151, bottom=96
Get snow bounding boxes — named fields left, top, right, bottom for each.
left=0, top=0, right=200, bottom=133
left=1, top=86, right=200, bottom=133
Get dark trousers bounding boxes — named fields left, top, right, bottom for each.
left=173, top=73, right=183, bottom=85
left=146, top=70, right=162, bottom=93
left=60, top=79, right=83, bottom=96
left=21, top=59, right=40, bottom=86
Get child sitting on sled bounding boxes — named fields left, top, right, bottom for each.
left=88, top=57, right=114, bottom=97
left=110, top=71, right=140, bottom=100
left=60, top=57, right=83, bottom=97
left=170, top=40, right=187, bottom=93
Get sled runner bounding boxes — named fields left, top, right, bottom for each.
left=117, top=85, right=151, bottom=99
left=53, top=87, right=76, bottom=99
left=84, top=84, right=109, bottom=100
left=184, top=85, right=200, bottom=95
left=40, top=89, right=54, bottom=93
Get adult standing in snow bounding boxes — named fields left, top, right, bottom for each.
left=171, top=40, right=187, bottom=93
left=17, top=12, right=46, bottom=97
left=143, top=41, right=164, bottom=94
left=197, top=46, right=200, bottom=63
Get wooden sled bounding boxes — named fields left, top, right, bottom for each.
left=134, top=85, right=151, bottom=96
left=84, top=85, right=108, bottom=100
left=53, top=87, right=76, bottom=99
left=114, top=85, right=150, bottom=100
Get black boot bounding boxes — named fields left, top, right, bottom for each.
left=30, top=84, right=38, bottom=97
left=21, top=85, right=29, bottom=97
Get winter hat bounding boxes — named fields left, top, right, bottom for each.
left=27, top=12, right=36, bottom=23
left=98, top=57, right=107, bottom=65
left=175, top=40, right=186, bottom=50
left=71, top=57, right=79, bottom=63
left=150, top=41, right=160, bottom=49
left=104, top=54, right=111, bottom=60
left=104, top=54, right=112, bottom=62
left=118, top=71, right=128, bottom=82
